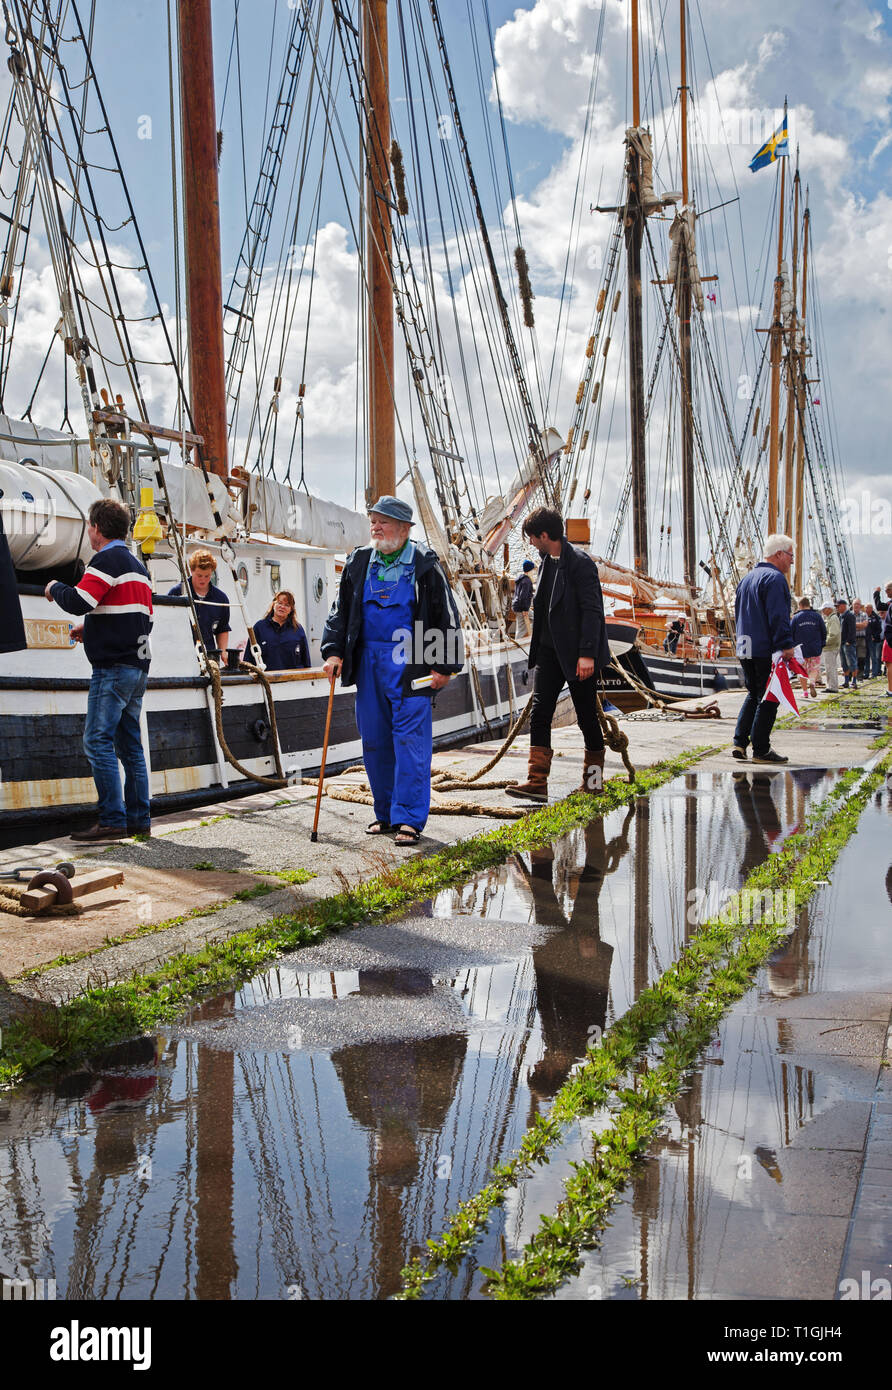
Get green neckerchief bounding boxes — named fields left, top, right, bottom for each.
left=375, top=541, right=409, bottom=568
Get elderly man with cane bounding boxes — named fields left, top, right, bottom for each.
left=506, top=507, right=611, bottom=803
left=321, top=496, right=463, bottom=847
left=732, top=534, right=796, bottom=765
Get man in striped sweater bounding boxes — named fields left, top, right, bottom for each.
left=45, top=498, right=154, bottom=840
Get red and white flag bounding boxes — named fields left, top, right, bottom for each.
left=763, top=647, right=807, bottom=717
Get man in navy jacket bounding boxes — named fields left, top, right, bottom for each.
left=733, top=535, right=795, bottom=764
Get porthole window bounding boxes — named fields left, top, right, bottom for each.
left=269, top=562, right=281, bottom=595
left=237, top=562, right=249, bottom=594
left=313, top=575, right=324, bottom=602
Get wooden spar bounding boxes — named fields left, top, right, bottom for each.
left=626, top=0, right=648, bottom=572
left=363, top=0, right=396, bottom=503
left=678, top=0, right=696, bottom=600
left=767, top=152, right=787, bottom=535
left=631, top=0, right=641, bottom=126
left=782, top=167, right=800, bottom=541
left=793, top=199, right=810, bottom=592
left=679, top=1, right=689, bottom=208
left=178, top=0, right=228, bottom=480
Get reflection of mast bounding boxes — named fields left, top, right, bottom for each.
left=633, top=799, right=651, bottom=998
left=363, top=0, right=396, bottom=501
left=684, top=772, right=697, bottom=945
left=194, top=995, right=237, bottom=1299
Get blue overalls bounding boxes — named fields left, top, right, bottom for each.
left=355, top=555, right=433, bottom=831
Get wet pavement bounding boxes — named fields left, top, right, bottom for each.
left=5, top=766, right=888, bottom=1301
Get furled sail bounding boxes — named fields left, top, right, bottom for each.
left=243, top=474, right=368, bottom=552
left=668, top=208, right=705, bottom=312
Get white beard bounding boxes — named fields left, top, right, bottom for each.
left=373, top=536, right=406, bottom=555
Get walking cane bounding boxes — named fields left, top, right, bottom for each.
left=310, top=670, right=337, bottom=843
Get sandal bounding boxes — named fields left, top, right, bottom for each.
left=366, top=821, right=392, bottom=835
left=394, top=825, right=421, bottom=846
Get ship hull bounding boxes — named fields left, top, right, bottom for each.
left=2, top=591, right=720, bottom=837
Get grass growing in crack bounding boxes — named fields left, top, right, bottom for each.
left=267, top=869, right=317, bottom=886
left=0, top=748, right=710, bottom=1089
left=395, top=757, right=887, bottom=1301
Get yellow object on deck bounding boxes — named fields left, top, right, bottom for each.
left=132, top=485, right=163, bottom=554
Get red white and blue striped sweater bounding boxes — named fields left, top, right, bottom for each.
left=50, top=540, right=153, bottom=671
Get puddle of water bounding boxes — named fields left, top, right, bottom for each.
left=482, top=790, right=892, bottom=1301
left=0, top=770, right=858, bottom=1301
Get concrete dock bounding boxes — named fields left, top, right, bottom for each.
left=0, top=686, right=883, bottom=995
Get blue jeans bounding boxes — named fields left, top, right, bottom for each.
left=734, top=657, right=778, bottom=756
left=869, top=641, right=883, bottom=678
left=83, top=665, right=150, bottom=827
left=841, top=644, right=858, bottom=682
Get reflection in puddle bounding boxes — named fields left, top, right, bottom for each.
left=1, top=770, right=878, bottom=1301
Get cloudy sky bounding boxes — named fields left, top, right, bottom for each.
left=2, top=0, right=890, bottom=593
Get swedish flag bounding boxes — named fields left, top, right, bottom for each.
left=749, top=111, right=789, bottom=172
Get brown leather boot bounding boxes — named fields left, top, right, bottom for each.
left=506, top=746, right=553, bottom=803
left=578, top=748, right=606, bottom=794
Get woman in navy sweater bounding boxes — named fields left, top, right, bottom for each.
left=254, top=591, right=311, bottom=670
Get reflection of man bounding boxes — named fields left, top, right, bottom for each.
left=508, top=508, right=611, bottom=803
left=44, top=499, right=153, bottom=841
left=732, top=771, right=783, bottom=878
left=524, top=809, right=632, bottom=1109
left=321, top=497, right=463, bottom=846
left=330, top=974, right=466, bottom=1299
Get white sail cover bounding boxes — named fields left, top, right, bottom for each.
left=410, top=463, right=450, bottom=560
left=0, top=415, right=92, bottom=472
left=476, top=427, right=565, bottom=539
left=244, top=474, right=368, bottom=553
left=668, top=208, right=705, bottom=312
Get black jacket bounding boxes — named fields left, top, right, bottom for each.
left=512, top=573, right=533, bottom=613
left=0, top=512, right=26, bottom=654
left=529, top=541, right=611, bottom=681
left=320, top=543, right=464, bottom=694
left=839, top=609, right=856, bottom=645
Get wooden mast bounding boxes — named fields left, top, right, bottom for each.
left=678, top=0, right=696, bottom=596
left=364, top=0, right=396, bottom=503
left=782, top=165, right=800, bottom=541
left=627, top=0, right=648, bottom=572
left=178, top=0, right=228, bottom=479
left=793, top=196, right=810, bottom=592
left=767, top=113, right=787, bottom=535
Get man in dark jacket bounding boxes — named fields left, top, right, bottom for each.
left=837, top=599, right=858, bottom=689
left=791, top=597, right=826, bottom=699
left=733, top=535, right=795, bottom=764
left=507, top=507, right=611, bottom=803
left=512, top=559, right=535, bottom=638
left=0, top=509, right=27, bottom=654
left=865, top=604, right=883, bottom=679
left=321, top=496, right=463, bottom=845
